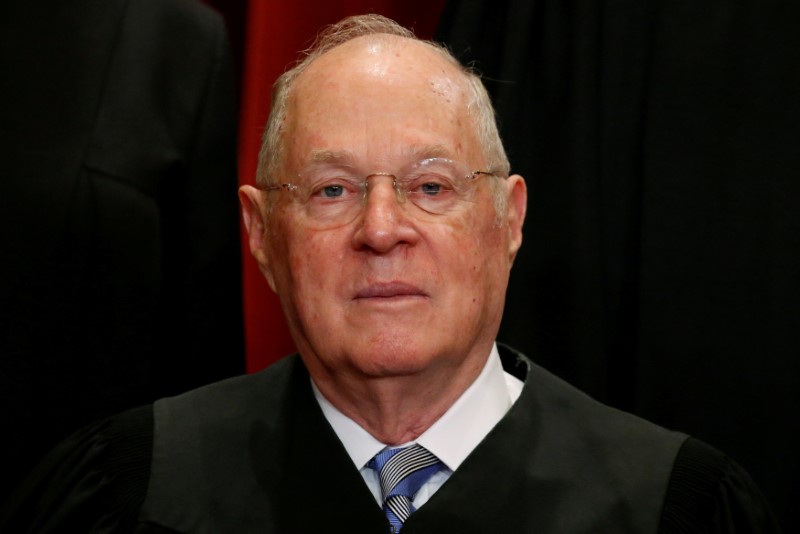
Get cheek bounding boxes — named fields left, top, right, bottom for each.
left=424, top=218, right=492, bottom=304
left=284, top=230, right=345, bottom=305
left=459, top=221, right=509, bottom=302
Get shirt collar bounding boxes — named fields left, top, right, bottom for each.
left=312, top=343, right=519, bottom=472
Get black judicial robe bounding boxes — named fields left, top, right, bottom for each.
left=0, top=346, right=779, bottom=533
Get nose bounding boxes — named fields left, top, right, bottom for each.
left=351, top=174, right=419, bottom=253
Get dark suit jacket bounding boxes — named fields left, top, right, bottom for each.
left=0, top=0, right=243, bottom=500
left=0, top=346, right=779, bottom=532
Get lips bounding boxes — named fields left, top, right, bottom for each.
left=354, top=282, right=427, bottom=299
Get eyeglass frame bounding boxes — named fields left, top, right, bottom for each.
left=260, top=157, right=504, bottom=225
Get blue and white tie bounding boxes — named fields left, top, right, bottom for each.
left=368, top=444, right=443, bottom=533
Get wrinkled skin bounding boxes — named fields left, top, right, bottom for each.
left=240, top=35, right=526, bottom=443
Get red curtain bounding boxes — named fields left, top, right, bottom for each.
left=236, top=1, right=446, bottom=372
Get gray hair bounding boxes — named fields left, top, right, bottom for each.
left=256, top=14, right=510, bottom=216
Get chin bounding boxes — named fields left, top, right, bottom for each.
left=350, top=337, right=433, bottom=378
left=360, top=355, right=429, bottom=378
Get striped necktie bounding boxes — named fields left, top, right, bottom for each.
left=368, top=444, right=444, bottom=533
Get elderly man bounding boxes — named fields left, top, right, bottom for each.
left=1, top=14, right=778, bottom=534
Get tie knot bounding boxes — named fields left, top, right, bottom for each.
left=368, top=444, right=443, bottom=531
left=369, top=444, right=442, bottom=500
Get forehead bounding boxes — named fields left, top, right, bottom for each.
left=284, top=35, right=480, bottom=168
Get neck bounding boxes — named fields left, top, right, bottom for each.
left=309, top=354, right=488, bottom=445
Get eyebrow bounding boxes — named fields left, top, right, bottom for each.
left=309, top=150, right=356, bottom=164
left=307, top=145, right=455, bottom=166
left=404, top=144, right=453, bottom=160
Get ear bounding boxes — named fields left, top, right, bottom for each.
left=504, top=174, right=527, bottom=264
left=239, top=185, right=277, bottom=292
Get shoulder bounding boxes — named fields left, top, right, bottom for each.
left=146, top=356, right=306, bottom=470
left=156, top=354, right=303, bottom=421
left=492, top=344, right=685, bottom=531
left=0, top=405, right=154, bottom=532
left=499, top=343, right=687, bottom=450
left=140, top=355, right=323, bottom=531
left=1, top=358, right=307, bottom=533
left=659, top=438, right=782, bottom=533
left=498, top=345, right=781, bottom=532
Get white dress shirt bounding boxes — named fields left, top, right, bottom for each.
left=312, top=343, right=524, bottom=509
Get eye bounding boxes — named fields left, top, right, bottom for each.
left=321, top=184, right=344, bottom=198
left=405, top=174, right=455, bottom=197
left=308, top=178, right=360, bottom=201
left=419, top=182, right=443, bottom=196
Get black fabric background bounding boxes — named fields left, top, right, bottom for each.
left=437, top=0, right=799, bottom=530
left=0, top=0, right=244, bottom=502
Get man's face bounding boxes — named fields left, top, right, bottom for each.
left=247, top=37, right=525, bottom=384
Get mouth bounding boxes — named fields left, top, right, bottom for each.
left=354, top=282, right=428, bottom=300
